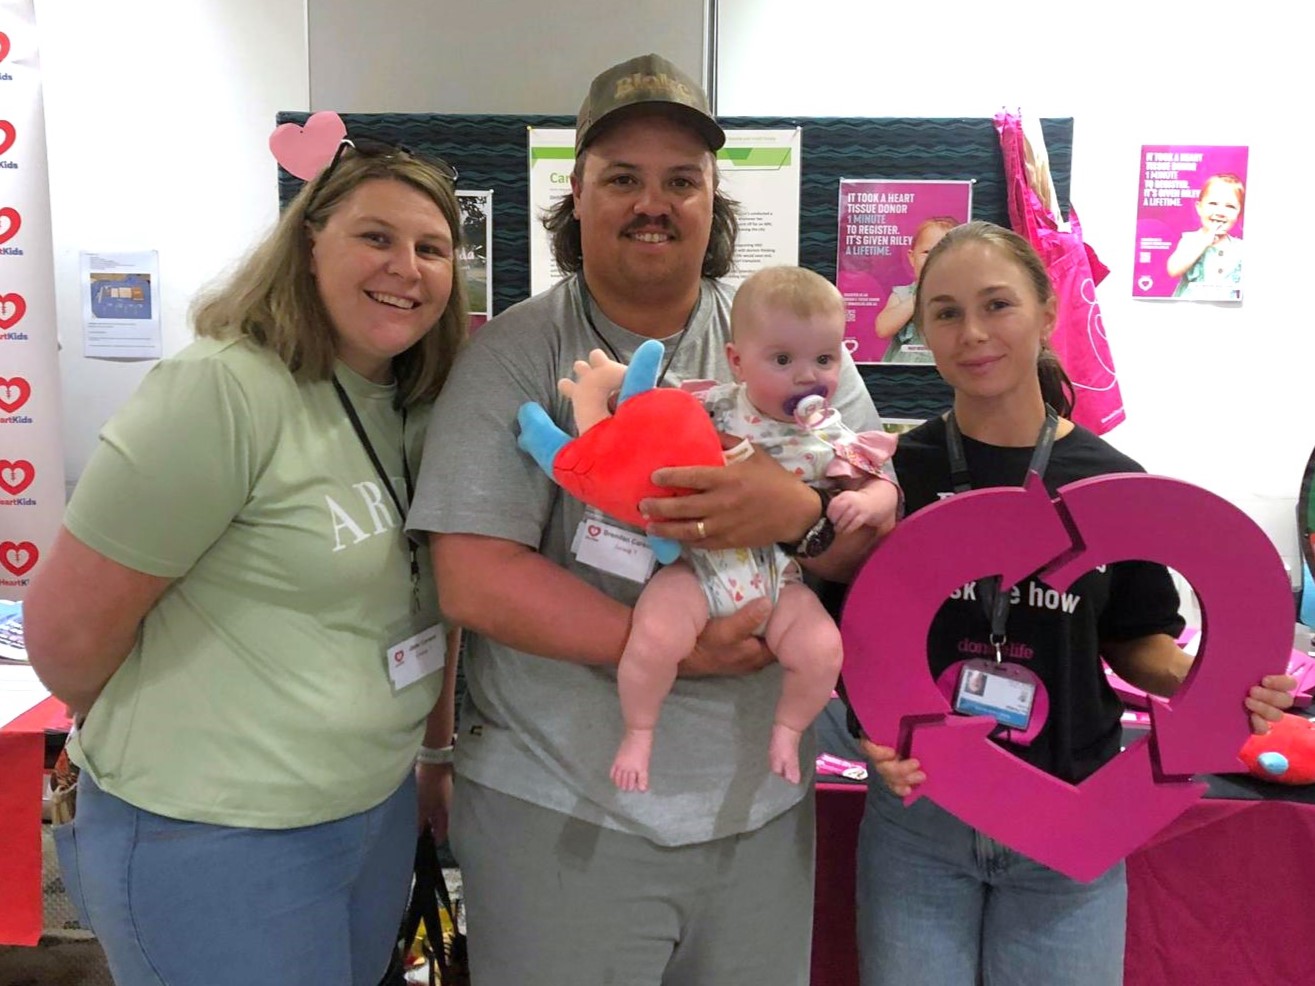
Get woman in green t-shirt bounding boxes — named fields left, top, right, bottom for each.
left=26, top=137, right=468, bottom=986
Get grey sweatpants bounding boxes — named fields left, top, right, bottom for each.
left=449, top=776, right=816, bottom=986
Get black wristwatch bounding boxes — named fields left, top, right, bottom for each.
left=780, top=488, right=835, bottom=559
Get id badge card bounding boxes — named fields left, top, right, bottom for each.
left=572, top=508, right=657, bottom=583
left=386, top=622, right=446, bottom=692
left=953, top=658, right=1039, bottom=730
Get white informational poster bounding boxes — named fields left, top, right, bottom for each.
left=527, top=128, right=574, bottom=296
left=0, top=0, right=66, bottom=599
left=80, top=250, right=162, bottom=358
left=718, top=128, right=801, bottom=288
left=527, top=127, right=801, bottom=296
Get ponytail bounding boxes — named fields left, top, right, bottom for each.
left=1038, top=344, right=1075, bottom=419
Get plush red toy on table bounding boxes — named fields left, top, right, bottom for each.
left=1239, top=713, right=1315, bottom=784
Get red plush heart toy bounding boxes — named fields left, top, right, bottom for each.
left=1239, top=713, right=1315, bottom=784
left=552, top=388, right=724, bottom=528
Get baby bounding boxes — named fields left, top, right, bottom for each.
left=610, top=265, right=901, bottom=792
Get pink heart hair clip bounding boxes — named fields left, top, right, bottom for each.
left=268, top=111, right=347, bottom=181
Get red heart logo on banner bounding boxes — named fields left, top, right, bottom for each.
left=0, top=208, right=20, bottom=245
left=268, top=111, right=348, bottom=181
left=0, top=541, right=38, bottom=577
left=0, top=460, right=34, bottom=496
left=0, top=293, right=27, bottom=329
left=587, top=524, right=602, bottom=538
left=0, top=376, right=31, bottom=412
left=0, top=33, right=10, bottom=64
left=0, top=121, right=15, bottom=157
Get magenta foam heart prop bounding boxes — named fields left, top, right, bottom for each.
left=268, top=111, right=347, bottom=181
left=841, top=473, right=1292, bottom=882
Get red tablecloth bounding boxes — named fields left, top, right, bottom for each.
left=0, top=695, right=72, bottom=946
left=811, top=783, right=1315, bottom=986
left=813, top=783, right=864, bottom=986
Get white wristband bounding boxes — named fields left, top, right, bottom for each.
left=417, top=743, right=455, bottom=766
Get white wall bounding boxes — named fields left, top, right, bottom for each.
left=717, top=0, right=1315, bottom=579
left=308, top=0, right=707, bottom=112
left=39, top=0, right=709, bottom=493
left=34, top=0, right=309, bottom=493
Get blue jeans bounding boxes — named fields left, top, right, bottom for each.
left=53, top=770, right=417, bottom=986
left=856, top=782, right=1126, bottom=986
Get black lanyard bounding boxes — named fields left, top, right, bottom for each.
left=332, top=376, right=419, bottom=608
left=575, top=273, right=696, bottom=388
left=945, top=407, right=1059, bottom=660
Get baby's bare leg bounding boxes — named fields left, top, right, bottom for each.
left=612, top=562, right=710, bottom=793
left=762, top=584, right=844, bottom=783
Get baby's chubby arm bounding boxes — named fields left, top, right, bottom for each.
left=828, top=475, right=900, bottom=536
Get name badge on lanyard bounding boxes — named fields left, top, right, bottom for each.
left=572, top=507, right=657, bottom=583
left=954, top=658, right=1041, bottom=730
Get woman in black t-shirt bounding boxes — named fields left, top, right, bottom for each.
left=852, top=221, right=1294, bottom=986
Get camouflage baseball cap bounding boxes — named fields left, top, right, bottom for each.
left=575, top=53, right=725, bottom=154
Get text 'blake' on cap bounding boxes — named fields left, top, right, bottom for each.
left=575, top=53, right=725, bottom=154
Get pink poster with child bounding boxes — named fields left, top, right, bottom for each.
left=1132, top=145, right=1248, bottom=302
left=836, top=179, right=973, bottom=364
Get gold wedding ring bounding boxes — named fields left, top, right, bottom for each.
left=696, top=520, right=707, bottom=540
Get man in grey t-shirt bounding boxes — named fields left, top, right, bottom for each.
left=407, top=53, right=884, bottom=986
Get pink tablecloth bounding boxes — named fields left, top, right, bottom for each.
left=1124, top=798, right=1315, bottom=985
left=811, top=783, right=1315, bottom=986
left=0, top=696, right=71, bottom=946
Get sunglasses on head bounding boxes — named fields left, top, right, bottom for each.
left=303, top=136, right=459, bottom=215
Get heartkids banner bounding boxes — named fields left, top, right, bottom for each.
left=0, top=1, right=65, bottom=599
left=836, top=179, right=972, bottom=365
left=1132, top=145, right=1249, bottom=302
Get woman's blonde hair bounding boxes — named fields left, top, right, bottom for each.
left=191, top=149, right=468, bottom=407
